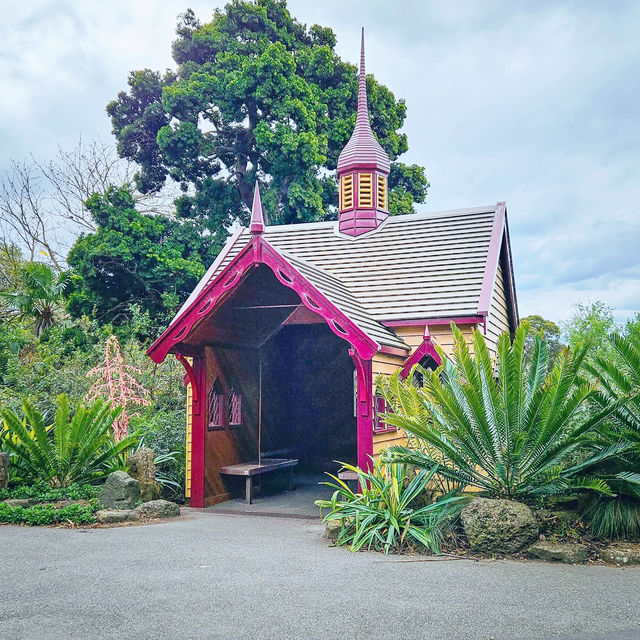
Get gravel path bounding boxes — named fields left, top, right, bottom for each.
left=2, top=512, right=640, bottom=640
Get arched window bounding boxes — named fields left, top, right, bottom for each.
left=373, top=393, right=395, bottom=434
left=228, top=382, right=242, bottom=427
left=208, top=378, right=224, bottom=430
left=412, top=355, right=439, bottom=387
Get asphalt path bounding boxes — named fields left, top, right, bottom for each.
left=2, top=511, right=640, bottom=640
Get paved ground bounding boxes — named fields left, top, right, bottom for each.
left=2, top=511, right=640, bottom=640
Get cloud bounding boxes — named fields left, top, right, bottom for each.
left=0, top=0, right=638, bottom=323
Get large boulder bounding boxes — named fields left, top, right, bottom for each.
left=134, top=499, right=180, bottom=519
left=0, top=452, right=9, bottom=490
left=461, top=498, right=539, bottom=554
left=126, top=447, right=160, bottom=502
left=99, top=471, right=141, bottom=510
left=528, top=541, right=588, bottom=564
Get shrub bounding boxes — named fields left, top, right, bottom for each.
left=0, top=394, right=139, bottom=487
left=379, top=323, right=624, bottom=501
left=315, top=460, right=467, bottom=554
left=0, top=482, right=99, bottom=503
left=0, top=500, right=98, bottom=526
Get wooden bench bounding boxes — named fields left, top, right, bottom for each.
left=220, top=458, right=299, bottom=504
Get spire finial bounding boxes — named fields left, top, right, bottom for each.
left=357, top=27, right=368, bottom=125
left=249, top=181, right=265, bottom=235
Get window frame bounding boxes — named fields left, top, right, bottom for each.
left=228, top=383, right=243, bottom=428
left=207, top=378, right=225, bottom=431
left=373, top=392, right=396, bottom=435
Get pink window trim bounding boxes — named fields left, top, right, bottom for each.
left=373, top=393, right=396, bottom=435
left=399, top=328, right=443, bottom=380
left=228, top=389, right=242, bottom=427
left=208, top=379, right=224, bottom=431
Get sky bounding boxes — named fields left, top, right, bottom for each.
left=1, top=0, right=639, bottom=324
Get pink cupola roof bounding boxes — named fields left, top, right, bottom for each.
left=337, top=29, right=391, bottom=175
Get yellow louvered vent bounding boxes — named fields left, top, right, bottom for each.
left=377, top=175, right=387, bottom=210
left=340, top=174, right=354, bottom=210
left=358, top=173, right=373, bottom=207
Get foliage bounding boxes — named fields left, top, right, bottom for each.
left=0, top=500, right=98, bottom=526
left=579, top=330, right=640, bottom=539
left=379, top=322, right=624, bottom=501
left=87, top=335, right=151, bottom=441
left=0, top=394, right=139, bottom=487
left=579, top=493, right=640, bottom=541
left=0, top=482, right=99, bottom=502
left=107, top=0, right=428, bottom=227
left=315, top=459, right=466, bottom=554
left=562, top=300, right=616, bottom=354
left=522, top=314, right=564, bottom=364
left=0, top=261, right=69, bottom=335
left=66, top=185, right=210, bottom=327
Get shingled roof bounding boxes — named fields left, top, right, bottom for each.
left=165, top=202, right=518, bottom=357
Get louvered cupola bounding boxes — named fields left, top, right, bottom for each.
left=337, top=29, right=391, bottom=237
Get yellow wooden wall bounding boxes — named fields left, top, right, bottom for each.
left=185, top=377, right=193, bottom=499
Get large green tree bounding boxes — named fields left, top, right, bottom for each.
left=107, top=0, right=429, bottom=227
left=66, top=185, right=211, bottom=326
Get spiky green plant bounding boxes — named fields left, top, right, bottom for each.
left=580, top=331, right=640, bottom=539
left=315, top=459, right=467, bottom=554
left=379, top=322, right=625, bottom=501
left=0, top=394, right=139, bottom=487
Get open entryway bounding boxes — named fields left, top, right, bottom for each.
left=187, top=264, right=358, bottom=512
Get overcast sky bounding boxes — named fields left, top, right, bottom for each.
left=1, top=0, right=639, bottom=323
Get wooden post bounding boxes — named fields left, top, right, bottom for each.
left=189, top=353, right=207, bottom=508
left=349, top=349, right=374, bottom=471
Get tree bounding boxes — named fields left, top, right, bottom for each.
left=0, top=139, right=176, bottom=272
left=379, top=323, right=621, bottom=500
left=562, top=300, right=616, bottom=353
left=0, top=262, right=69, bottom=336
left=522, top=314, right=564, bottom=362
left=66, top=185, right=211, bottom=326
left=107, top=1, right=429, bottom=228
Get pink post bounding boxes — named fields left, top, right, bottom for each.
left=349, top=348, right=373, bottom=471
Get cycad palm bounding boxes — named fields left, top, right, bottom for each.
left=380, top=322, right=622, bottom=500
left=581, top=332, right=640, bottom=538
left=0, top=262, right=68, bottom=335
left=0, top=394, right=139, bottom=487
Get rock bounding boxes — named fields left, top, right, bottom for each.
left=461, top=498, right=539, bottom=554
left=99, top=471, right=141, bottom=510
left=535, top=509, right=581, bottom=534
left=528, top=541, right=588, bottom=564
left=126, top=447, right=160, bottom=503
left=2, top=498, right=34, bottom=508
left=599, top=543, right=640, bottom=566
left=134, top=499, right=180, bottom=519
left=324, top=519, right=342, bottom=541
left=95, top=509, right=140, bottom=524
left=0, top=452, right=9, bottom=490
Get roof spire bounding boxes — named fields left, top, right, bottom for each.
left=356, top=27, right=368, bottom=125
left=336, top=28, right=390, bottom=176
left=249, top=181, right=265, bottom=235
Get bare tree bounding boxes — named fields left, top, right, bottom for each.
left=0, top=138, right=177, bottom=272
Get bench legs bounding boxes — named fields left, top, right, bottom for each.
left=246, top=476, right=252, bottom=504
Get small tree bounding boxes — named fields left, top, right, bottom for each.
left=86, top=335, right=150, bottom=441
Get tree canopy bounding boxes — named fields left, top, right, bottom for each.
left=107, top=0, right=429, bottom=229
left=66, top=185, right=211, bottom=325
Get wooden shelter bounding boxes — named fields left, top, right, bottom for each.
left=147, top=31, right=519, bottom=508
